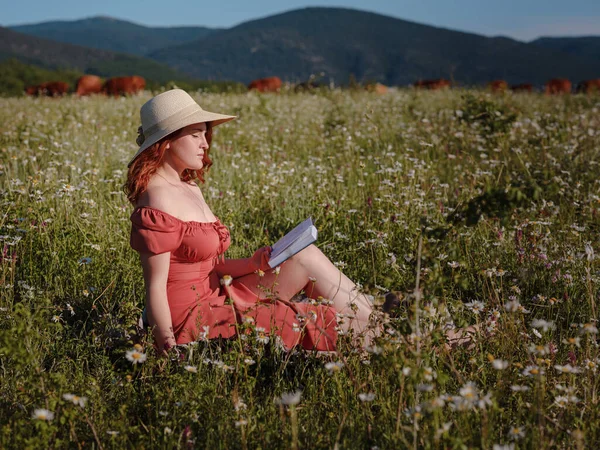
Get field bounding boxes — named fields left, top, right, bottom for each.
left=1, top=88, right=599, bottom=449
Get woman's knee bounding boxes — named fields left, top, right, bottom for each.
left=291, top=244, right=322, bottom=264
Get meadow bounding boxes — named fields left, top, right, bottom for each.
left=1, top=87, right=599, bottom=449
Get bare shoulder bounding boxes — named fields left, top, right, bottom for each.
left=136, top=177, right=178, bottom=214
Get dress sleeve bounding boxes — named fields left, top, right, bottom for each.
left=130, top=208, right=184, bottom=255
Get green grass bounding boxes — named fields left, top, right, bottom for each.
left=1, top=88, right=599, bottom=449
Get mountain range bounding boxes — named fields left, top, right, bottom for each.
left=4, top=7, right=600, bottom=86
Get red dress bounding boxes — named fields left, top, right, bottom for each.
left=130, top=206, right=338, bottom=351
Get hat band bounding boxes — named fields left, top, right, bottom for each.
left=143, top=103, right=201, bottom=141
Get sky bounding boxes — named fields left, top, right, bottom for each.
left=3, top=0, right=600, bottom=41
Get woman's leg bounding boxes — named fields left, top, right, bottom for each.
left=233, top=245, right=376, bottom=345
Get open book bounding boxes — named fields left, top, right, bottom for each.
left=268, top=218, right=317, bottom=268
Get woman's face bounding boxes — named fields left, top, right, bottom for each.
left=164, top=122, right=209, bottom=171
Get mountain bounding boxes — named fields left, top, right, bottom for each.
left=531, top=36, right=600, bottom=61
left=148, top=7, right=600, bottom=85
left=9, top=16, right=218, bottom=57
left=6, top=8, right=600, bottom=86
left=0, top=26, right=187, bottom=82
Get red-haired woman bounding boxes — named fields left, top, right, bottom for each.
left=125, top=89, right=380, bottom=355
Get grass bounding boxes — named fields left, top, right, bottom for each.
left=1, top=88, right=599, bottom=449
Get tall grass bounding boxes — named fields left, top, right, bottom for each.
left=1, top=88, right=599, bottom=449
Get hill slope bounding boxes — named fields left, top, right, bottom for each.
left=9, top=16, right=217, bottom=57
left=0, top=27, right=187, bottom=82
left=531, top=36, right=600, bottom=61
left=149, top=7, right=600, bottom=85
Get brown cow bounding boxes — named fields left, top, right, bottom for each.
left=510, top=83, right=534, bottom=93
left=488, top=80, right=508, bottom=93
left=414, top=79, right=451, bottom=90
left=102, top=75, right=146, bottom=96
left=76, top=75, right=103, bottom=96
left=365, top=82, right=388, bottom=94
left=25, top=81, right=69, bottom=97
left=545, top=78, right=571, bottom=95
left=248, top=76, right=282, bottom=93
left=576, top=79, right=600, bottom=94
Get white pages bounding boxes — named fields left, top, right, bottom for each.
left=268, top=218, right=317, bottom=268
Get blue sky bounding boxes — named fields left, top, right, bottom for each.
left=3, top=0, right=600, bottom=41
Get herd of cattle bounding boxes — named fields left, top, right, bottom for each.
left=24, top=74, right=600, bottom=97
left=25, top=75, right=146, bottom=97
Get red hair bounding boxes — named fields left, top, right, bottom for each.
left=124, top=124, right=213, bottom=204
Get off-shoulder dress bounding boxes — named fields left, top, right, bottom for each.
left=130, top=206, right=338, bottom=351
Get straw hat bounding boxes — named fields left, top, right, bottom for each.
left=128, top=89, right=236, bottom=167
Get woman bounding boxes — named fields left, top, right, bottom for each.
left=125, top=89, right=379, bottom=354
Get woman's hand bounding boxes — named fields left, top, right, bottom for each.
left=249, top=246, right=272, bottom=273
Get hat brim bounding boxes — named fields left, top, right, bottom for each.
left=127, top=109, right=236, bottom=167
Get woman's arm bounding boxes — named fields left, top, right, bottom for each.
left=214, top=246, right=272, bottom=279
left=140, top=252, right=177, bottom=354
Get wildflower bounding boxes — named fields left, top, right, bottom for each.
left=184, top=365, right=198, bottom=373
left=106, top=431, right=119, bottom=436
left=585, top=242, right=595, bottom=261
left=521, top=365, right=544, bottom=377
left=220, top=275, right=232, bottom=286
left=62, top=393, right=88, bottom=407
left=292, top=322, right=301, bottom=332
left=563, top=337, right=581, bottom=347
left=478, top=392, right=493, bottom=410
left=531, top=319, right=555, bottom=332
left=423, top=367, right=437, bottom=381
left=125, top=348, right=147, bottom=364
left=528, top=344, right=550, bottom=356
left=504, top=300, right=522, bottom=313
left=273, top=266, right=281, bottom=274
left=402, top=367, right=411, bottom=376
left=275, top=390, right=302, bottom=406
left=195, top=325, right=209, bottom=341
left=244, top=358, right=255, bottom=365
left=234, top=399, right=247, bottom=411
left=235, top=419, right=248, bottom=427
left=554, top=364, right=581, bottom=374
left=51, top=314, right=62, bottom=323
left=255, top=327, right=270, bottom=344
left=255, top=269, right=265, bottom=277
left=510, top=385, right=530, bottom=392
left=66, top=303, right=75, bottom=316
left=492, top=359, right=509, bottom=370
left=508, top=426, right=525, bottom=440
left=435, top=422, right=452, bottom=439
left=448, top=261, right=460, bottom=268
left=324, top=361, right=344, bottom=374
left=465, top=300, right=485, bottom=314
left=164, top=427, right=172, bottom=434
left=358, top=392, right=376, bottom=402
left=308, top=276, right=317, bottom=283
left=581, top=323, right=598, bottom=334
left=32, top=408, right=54, bottom=421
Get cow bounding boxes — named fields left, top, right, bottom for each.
left=25, top=81, right=69, bottom=97
left=102, top=75, right=146, bottom=97
left=76, top=75, right=103, bottom=96
left=576, top=79, right=600, bottom=94
left=248, top=76, right=282, bottom=93
left=545, top=78, right=571, bottom=95
left=510, top=83, right=534, bottom=93
left=488, top=80, right=508, bottom=93
left=414, top=79, right=451, bottom=90
left=365, top=82, right=388, bottom=94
